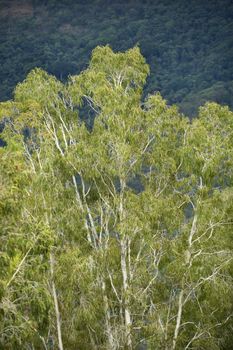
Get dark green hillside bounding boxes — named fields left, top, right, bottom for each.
left=0, top=0, right=233, bottom=115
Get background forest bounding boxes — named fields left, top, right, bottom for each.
left=0, top=0, right=233, bottom=116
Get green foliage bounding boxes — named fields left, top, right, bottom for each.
left=0, top=46, right=233, bottom=349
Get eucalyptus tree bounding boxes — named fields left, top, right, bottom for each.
left=0, top=46, right=233, bottom=350
left=0, top=101, right=53, bottom=349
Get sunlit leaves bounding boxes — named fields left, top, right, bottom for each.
left=0, top=46, right=233, bottom=349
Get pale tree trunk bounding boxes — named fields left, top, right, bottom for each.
left=102, top=279, right=116, bottom=350
left=41, top=191, right=64, bottom=350
left=73, top=172, right=116, bottom=348
left=32, top=136, right=65, bottom=350
left=118, top=178, right=132, bottom=349
left=50, top=252, right=64, bottom=350
left=172, top=211, right=197, bottom=350
left=120, top=238, right=132, bottom=350
left=172, top=288, right=184, bottom=350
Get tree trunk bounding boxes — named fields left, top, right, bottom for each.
left=50, top=253, right=64, bottom=350
left=172, top=288, right=184, bottom=350
left=120, top=238, right=132, bottom=350
left=102, top=279, right=116, bottom=350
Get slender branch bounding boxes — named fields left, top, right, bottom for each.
left=6, top=247, right=32, bottom=288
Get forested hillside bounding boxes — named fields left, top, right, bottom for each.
left=1, top=46, right=233, bottom=350
left=0, top=0, right=233, bottom=115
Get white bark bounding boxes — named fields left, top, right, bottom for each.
left=172, top=288, right=184, bottom=350
left=50, top=253, right=64, bottom=350
left=120, top=238, right=132, bottom=349
left=102, top=280, right=116, bottom=350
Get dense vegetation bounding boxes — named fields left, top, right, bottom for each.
left=0, top=0, right=233, bottom=116
left=0, top=46, right=233, bottom=349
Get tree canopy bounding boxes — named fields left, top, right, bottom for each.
left=0, top=46, right=233, bottom=349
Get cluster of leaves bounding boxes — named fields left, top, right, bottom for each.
left=0, top=46, right=233, bottom=349
left=0, top=0, right=233, bottom=116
